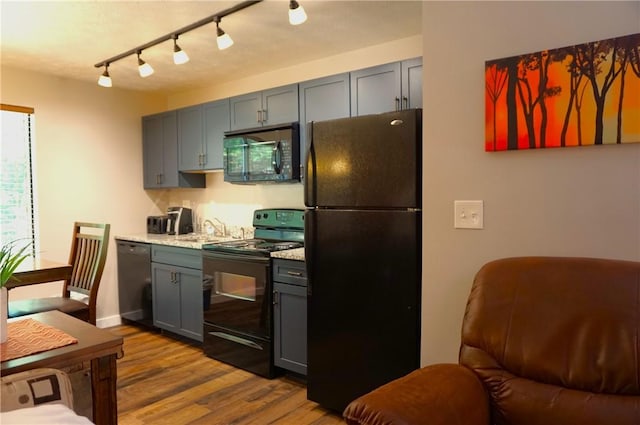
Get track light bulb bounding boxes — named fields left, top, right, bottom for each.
left=98, top=65, right=112, bottom=88
left=137, top=52, right=154, bottom=78
left=289, top=0, right=307, bottom=25
left=216, top=22, right=233, bottom=50
left=173, top=38, right=189, bottom=65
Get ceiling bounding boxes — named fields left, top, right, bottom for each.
left=0, top=0, right=422, bottom=94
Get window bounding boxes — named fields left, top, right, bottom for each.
left=1, top=104, right=37, bottom=256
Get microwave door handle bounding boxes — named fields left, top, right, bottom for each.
left=272, top=141, right=282, bottom=174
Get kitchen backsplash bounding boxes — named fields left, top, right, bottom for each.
left=150, top=172, right=304, bottom=234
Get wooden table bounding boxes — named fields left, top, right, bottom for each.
left=1, top=310, right=123, bottom=425
left=6, top=257, right=72, bottom=289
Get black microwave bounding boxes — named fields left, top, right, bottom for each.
left=223, top=122, right=300, bottom=184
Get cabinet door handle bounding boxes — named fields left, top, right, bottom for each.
left=262, top=109, right=267, bottom=123
left=395, top=97, right=400, bottom=111
left=286, top=271, right=303, bottom=277
left=201, top=153, right=206, bottom=166
left=257, top=110, right=262, bottom=123
left=402, top=96, right=408, bottom=110
left=273, top=290, right=279, bottom=305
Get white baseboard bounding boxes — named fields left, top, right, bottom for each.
left=96, top=314, right=122, bottom=329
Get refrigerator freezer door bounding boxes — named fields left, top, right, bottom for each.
left=305, top=209, right=421, bottom=412
left=305, top=109, right=422, bottom=209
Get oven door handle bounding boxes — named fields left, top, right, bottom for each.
left=208, top=331, right=264, bottom=351
left=203, top=252, right=270, bottom=264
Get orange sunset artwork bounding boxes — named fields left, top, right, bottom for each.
left=485, top=33, right=640, bottom=151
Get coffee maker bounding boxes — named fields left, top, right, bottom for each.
left=167, top=207, right=193, bottom=235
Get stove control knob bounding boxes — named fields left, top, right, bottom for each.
left=256, top=213, right=261, bottom=220
left=263, top=213, right=269, bottom=219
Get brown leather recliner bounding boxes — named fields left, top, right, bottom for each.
left=343, top=257, right=640, bottom=425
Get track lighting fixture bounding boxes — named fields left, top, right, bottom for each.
left=94, top=1, right=309, bottom=87
left=137, top=51, right=154, bottom=78
left=98, top=64, right=112, bottom=88
left=289, top=0, right=307, bottom=25
left=215, top=19, right=234, bottom=50
left=172, top=36, right=190, bottom=65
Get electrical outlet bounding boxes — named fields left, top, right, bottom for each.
left=454, top=200, right=484, bottom=229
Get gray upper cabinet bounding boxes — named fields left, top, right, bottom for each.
left=401, top=57, right=423, bottom=110
left=143, top=112, right=169, bottom=189
left=143, top=111, right=205, bottom=189
left=142, top=58, right=422, bottom=189
left=203, top=99, right=231, bottom=170
left=350, top=58, right=423, bottom=116
left=178, top=99, right=230, bottom=171
left=230, top=84, right=299, bottom=130
left=143, top=111, right=183, bottom=189
left=298, top=73, right=350, bottom=167
left=178, top=105, right=202, bottom=171
left=350, top=62, right=401, bottom=116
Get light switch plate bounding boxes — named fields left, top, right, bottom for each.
left=454, top=200, right=484, bottom=229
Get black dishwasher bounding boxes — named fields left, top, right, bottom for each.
left=117, top=240, right=152, bottom=327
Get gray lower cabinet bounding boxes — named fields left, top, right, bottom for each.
left=350, top=57, right=423, bottom=116
left=151, top=245, right=203, bottom=342
left=298, top=73, right=351, bottom=170
left=272, top=259, right=307, bottom=375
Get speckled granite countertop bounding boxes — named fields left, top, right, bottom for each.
left=116, top=234, right=305, bottom=261
left=270, top=247, right=305, bottom=261
left=115, top=234, right=228, bottom=250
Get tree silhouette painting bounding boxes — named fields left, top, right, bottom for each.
left=485, top=33, right=640, bottom=151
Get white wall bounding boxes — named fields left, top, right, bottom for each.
left=0, top=66, right=166, bottom=327
left=421, top=1, right=640, bottom=365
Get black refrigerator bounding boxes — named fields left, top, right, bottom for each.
left=304, top=108, right=422, bottom=412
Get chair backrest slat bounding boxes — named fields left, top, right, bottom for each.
left=62, top=222, right=110, bottom=324
left=69, top=236, right=102, bottom=293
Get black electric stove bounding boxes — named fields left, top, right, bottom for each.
left=203, top=238, right=303, bottom=256
left=202, top=208, right=304, bottom=256
left=201, top=208, right=304, bottom=378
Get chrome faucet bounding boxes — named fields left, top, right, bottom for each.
left=204, top=218, right=226, bottom=237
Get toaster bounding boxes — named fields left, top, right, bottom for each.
left=147, top=215, right=169, bottom=234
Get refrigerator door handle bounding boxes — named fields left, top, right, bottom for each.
left=304, top=210, right=315, bottom=296
left=304, top=123, right=317, bottom=207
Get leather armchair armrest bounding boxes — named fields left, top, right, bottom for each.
left=343, top=363, right=490, bottom=425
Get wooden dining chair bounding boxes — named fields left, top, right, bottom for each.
left=8, top=222, right=110, bottom=325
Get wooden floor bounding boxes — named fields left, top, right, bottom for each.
left=109, top=324, right=345, bottom=425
